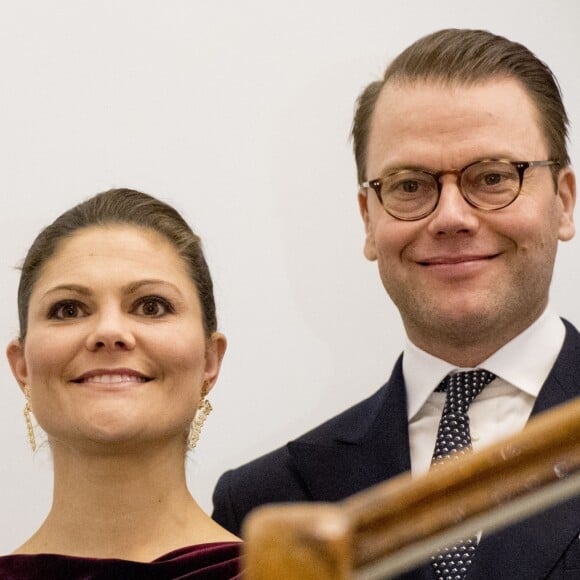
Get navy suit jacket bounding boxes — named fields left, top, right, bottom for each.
left=213, top=320, right=580, bottom=579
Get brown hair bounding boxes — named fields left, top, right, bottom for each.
left=17, top=188, right=217, bottom=339
left=352, top=28, right=570, bottom=184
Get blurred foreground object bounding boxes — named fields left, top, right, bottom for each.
left=243, top=397, right=580, bottom=579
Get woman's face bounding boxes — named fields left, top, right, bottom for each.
left=7, top=224, right=226, bottom=451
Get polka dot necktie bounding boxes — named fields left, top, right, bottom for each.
left=430, top=369, right=496, bottom=580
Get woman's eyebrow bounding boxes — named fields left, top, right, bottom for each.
left=41, top=284, right=92, bottom=299
left=40, top=280, right=184, bottom=300
left=123, top=279, right=183, bottom=296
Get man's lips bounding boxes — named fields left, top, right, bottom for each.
left=72, top=369, right=152, bottom=384
left=417, top=253, right=499, bottom=266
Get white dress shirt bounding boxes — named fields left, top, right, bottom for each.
left=404, top=305, right=566, bottom=477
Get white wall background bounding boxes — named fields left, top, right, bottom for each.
left=0, top=0, right=579, bottom=552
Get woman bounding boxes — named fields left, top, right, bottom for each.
left=2, top=188, right=241, bottom=579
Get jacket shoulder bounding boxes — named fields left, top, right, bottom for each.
left=211, top=382, right=395, bottom=533
left=292, top=381, right=391, bottom=446
left=214, top=383, right=388, bottom=498
left=212, top=357, right=404, bottom=534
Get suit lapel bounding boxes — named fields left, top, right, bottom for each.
left=469, top=319, right=580, bottom=579
left=287, top=356, right=412, bottom=502
left=286, top=356, right=435, bottom=580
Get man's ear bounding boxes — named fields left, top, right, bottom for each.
left=358, top=191, right=378, bottom=261
left=203, top=332, right=227, bottom=395
left=556, top=166, right=576, bottom=242
left=6, top=339, right=28, bottom=394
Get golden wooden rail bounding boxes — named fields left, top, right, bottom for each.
left=242, top=396, right=580, bottom=579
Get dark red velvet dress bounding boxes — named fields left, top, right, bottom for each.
left=0, top=541, right=242, bottom=579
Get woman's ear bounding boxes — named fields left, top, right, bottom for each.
left=6, top=339, right=28, bottom=394
left=203, top=332, right=227, bottom=394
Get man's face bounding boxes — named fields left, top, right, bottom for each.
left=359, top=78, right=575, bottom=360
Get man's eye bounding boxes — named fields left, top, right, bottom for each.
left=483, top=173, right=504, bottom=186
left=387, top=176, right=434, bottom=196
left=134, top=297, right=174, bottom=317
left=48, top=301, right=86, bottom=320
left=401, top=180, right=420, bottom=193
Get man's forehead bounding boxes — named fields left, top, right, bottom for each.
left=365, top=77, right=548, bottom=175
left=370, top=77, right=543, bottom=139
left=375, top=75, right=533, bottom=109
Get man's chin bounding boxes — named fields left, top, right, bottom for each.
left=407, top=305, right=500, bottom=344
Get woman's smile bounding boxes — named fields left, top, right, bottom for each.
left=72, top=368, right=152, bottom=386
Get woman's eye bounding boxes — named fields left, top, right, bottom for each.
left=134, top=296, right=174, bottom=317
left=48, top=301, right=86, bottom=320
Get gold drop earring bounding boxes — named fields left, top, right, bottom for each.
left=187, top=381, right=213, bottom=450
left=23, top=385, right=37, bottom=452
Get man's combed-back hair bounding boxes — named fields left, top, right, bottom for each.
left=352, top=28, right=570, bottom=184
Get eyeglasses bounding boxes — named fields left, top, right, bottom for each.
left=361, top=159, right=560, bottom=221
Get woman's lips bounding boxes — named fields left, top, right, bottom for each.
left=72, top=369, right=152, bottom=384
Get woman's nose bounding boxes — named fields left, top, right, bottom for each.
left=85, top=310, right=136, bottom=352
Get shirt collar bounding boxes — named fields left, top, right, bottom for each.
left=403, top=305, right=565, bottom=421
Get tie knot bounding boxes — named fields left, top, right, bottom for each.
left=436, top=369, right=495, bottom=413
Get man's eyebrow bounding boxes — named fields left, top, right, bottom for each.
left=374, top=163, right=435, bottom=176
left=377, top=155, right=522, bottom=177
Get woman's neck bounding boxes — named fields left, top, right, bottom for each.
left=16, top=440, right=237, bottom=561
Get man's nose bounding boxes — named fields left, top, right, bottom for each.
left=426, top=175, right=480, bottom=236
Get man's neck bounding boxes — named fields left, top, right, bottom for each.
left=404, top=308, right=547, bottom=368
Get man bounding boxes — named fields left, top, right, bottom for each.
left=212, top=29, right=579, bottom=579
